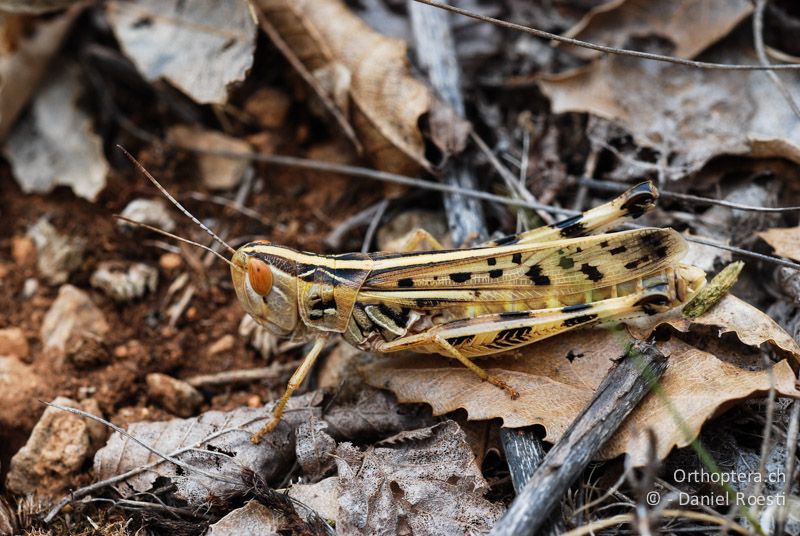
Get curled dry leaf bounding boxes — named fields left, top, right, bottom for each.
left=758, top=225, right=800, bottom=263
left=563, top=0, right=752, bottom=60
left=106, top=0, right=256, bottom=104
left=0, top=8, right=79, bottom=141
left=5, top=64, right=108, bottom=201
left=538, top=32, right=800, bottom=180
left=94, top=393, right=323, bottom=505
left=335, top=421, right=504, bottom=535
left=363, top=296, right=800, bottom=463
left=256, top=0, right=433, bottom=175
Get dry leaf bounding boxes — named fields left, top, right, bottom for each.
left=106, top=0, right=256, bottom=104
left=759, top=226, right=800, bottom=263
left=94, top=393, right=323, bottom=505
left=0, top=9, right=79, bottom=141
left=650, top=294, right=800, bottom=363
left=363, top=295, right=800, bottom=462
left=257, top=0, right=433, bottom=175
left=0, top=0, right=81, bottom=13
left=604, top=337, right=800, bottom=464
left=4, top=64, right=108, bottom=201
left=538, top=31, right=800, bottom=180
left=564, top=0, right=752, bottom=60
left=207, top=500, right=284, bottom=536
left=335, top=421, right=504, bottom=535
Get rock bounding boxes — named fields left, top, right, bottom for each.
left=5, top=397, right=107, bottom=497
left=118, top=198, right=176, bottom=233
left=244, top=87, right=291, bottom=130
left=207, top=334, right=235, bottom=356
left=90, top=261, right=158, bottom=302
left=0, top=356, right=44, bottom=433
left=21, top=278, right=38, bottom=299
left=41, top=285, right=109, bottom=354
left=159, top=252, right=182, bottom=271
left=11, top=235, right=36, bottom=265
left=27, top=217, right=86, bottom=284
left=146, top=373, right=203, bottom=417
left=167, top=125, right=251, bottom=190
left=0, top=328, right=28, bottom=359
left=208, top=500, right=284, bottom=536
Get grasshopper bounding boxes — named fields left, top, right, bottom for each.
left=122, top=151, right=706, bottom=444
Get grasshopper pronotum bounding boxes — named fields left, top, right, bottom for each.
left=121, top=150, right=707, bottom=444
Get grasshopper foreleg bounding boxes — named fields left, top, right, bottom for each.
left=251, top=335, right=329, bottom=444
left=398, top=228, right=445, bottom=252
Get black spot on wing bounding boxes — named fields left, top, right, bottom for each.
left=580, top=263, right=604, bottom=282
left=609, top=245, right=627, bottom=255
left=511, top=253, right=523, bottom=265
left=487, top=257, right=497, bottom=266
left=397, top=278, right=414, bottom=288
left=558, top=256, right=575, bottom=270
left=415, top=298, right=443, bottom=308
left=563, top=314, right=598, bottom=327
left=600, top=240, right=609, bottom=248
left=489, top=269, right=503, bottom=278
left=641, top=232, right=669, bottom=259
left=450, top=272, right=472, bottom=283
left=526, top=265, right=551, bottom=285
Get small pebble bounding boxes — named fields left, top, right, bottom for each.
left=0, top=328, right=28, bottom=359
left=208, top=334, right=235, bottom=356
left=11, top=236, right=36, bottom=265
left=159, top=253, right=183, bottom=271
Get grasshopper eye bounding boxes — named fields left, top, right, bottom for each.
left=247, top=257, right=273, bottom=295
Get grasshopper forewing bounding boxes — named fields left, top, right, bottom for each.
left=121, top=153, right=706, bottom=445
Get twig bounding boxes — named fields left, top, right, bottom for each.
left=361, top=198, right=389, bottom=253
left=490, top=342, right=668, bottom=536
left=325, top=201, right=385, bottom=249
left=776, top=401, right=800, bottom=536
left=470, top=132, right=554, bottom=224
left=408, top=0, right=487, bottom=245
left=753, top=0, right=800, bottom=120
left=185, top=362, right=299, bottom=388
left=254, top=9, right=363, bottom=154
left=411, top=0, right=800, bottom=71
left=560, top=509, right=753, bottom=536
left=577, top=177, right=800, bottom=213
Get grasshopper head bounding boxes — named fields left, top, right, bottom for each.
left=232, top=241, right=301, bottom=338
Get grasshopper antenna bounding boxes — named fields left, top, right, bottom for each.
left=115, top=215, right=243, bottom=272
left=117, top=145, right=238, bottom=257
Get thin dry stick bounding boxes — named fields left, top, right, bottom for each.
left=254, top=10, right=363, bottom=154
left=172, top=145, right=800, bottom=271
left=412, top=0, right=800, bottom=71
left=186, top=362, right=299, bottom=388
left=470, top=131, right=555, bottom=224
left=560, top=509, right=753, bottom=536
left=577, top=177, right=800, bottom=213
left=753, top=0, right=800, bottom=120
left=361, top=198, right=389, bottom=253
left=776, top=401, right=800, bottom=536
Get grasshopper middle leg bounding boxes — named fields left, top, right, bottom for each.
left=251, top=335, right=328, bottom=444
